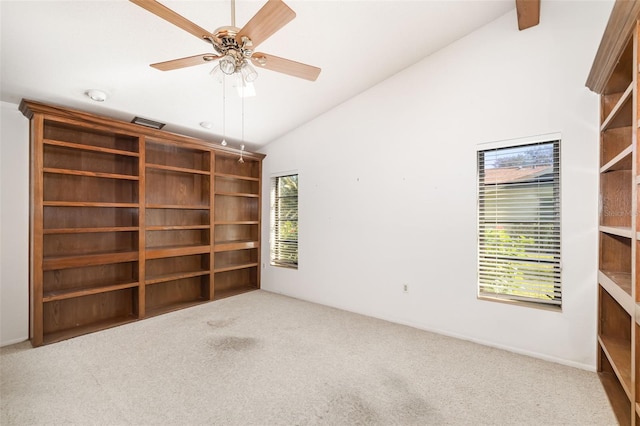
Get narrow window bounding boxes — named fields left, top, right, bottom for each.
left=270, top=174, right=298, bottom=268
left=478, top=140, right=561, bottom=308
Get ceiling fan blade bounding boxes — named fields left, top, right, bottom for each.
left=251, top=53, right=320, bottom=81
left=151, top=54, right=220, bottom=71
left=237, top=0, right=296, bottom=48
left=130, top=0, right=214, bottom=42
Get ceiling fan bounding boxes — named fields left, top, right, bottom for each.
left=130, top=0, right=321, bottom=82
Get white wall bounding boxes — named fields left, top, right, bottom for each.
left=1, top=101, right=30, bottom=346
left=260, top=1, right=612, bottom=370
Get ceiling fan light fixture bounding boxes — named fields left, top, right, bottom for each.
left=240, top=60, right=258, bottom=83
left=219, top=54, right=236, bottom=75
left=210, top=64, right=223, bottom=82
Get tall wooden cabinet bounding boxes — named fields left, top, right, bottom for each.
left=587, top=2, right=640, bottom=424
left=21, top=100, right=263, bottom=346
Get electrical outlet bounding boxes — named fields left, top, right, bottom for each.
left=403, top=284, right=408, bottom=293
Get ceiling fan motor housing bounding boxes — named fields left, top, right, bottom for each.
left=211, top=27, right=254, bottom=73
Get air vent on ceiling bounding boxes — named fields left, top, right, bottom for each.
left=131, top=116, right=165, bottom=130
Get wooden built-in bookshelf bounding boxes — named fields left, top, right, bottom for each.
left=21, top=99, right=264, bottom=346
left=587, top=2, right=640, bottom=423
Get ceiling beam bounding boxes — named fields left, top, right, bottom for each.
left=516, top=0, right=540, bottom=30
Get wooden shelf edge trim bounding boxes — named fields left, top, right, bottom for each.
left=214, top=172, right=260, bottom=181
left=599, top=225, right=634, bottom=239
left=146, top=163, right=210, bottom=175
left=43, top=251, right=139, bottom=270
left=599, top=144, right=633, bottom=173
left=44, top=226, right=139, bottom=234
left=43, top=201, right=139, bottom=208
left=43, top=281, right=139, bottom=302
left=213, top=286, right=259, bottom=301
left=145, top=299, right=208, bottom=318
left=215, top=192, right=260, bottom=198
left=145, top=245, right=211, bottom=259
left=213, top=240, right=259, bottom=252
left=598, top=335, right=632, bottom=399
left=43, top=138, right=140, bottom=157
left=145, top=270, right=210, bottom=286
left=214, top=262, right=259, bottom=273
left=42, top=315, right=138, bottom=345
left=43, top=167, right=139, bottom=181
left=145, top=225, right=210, bottom=231
left=214, top=221, right=259, bottom=225
left=599, top=271, right=633, bottom=315
left=145, top=204, right=209, bottom=210
left=601, top=83, right=633, bottom=130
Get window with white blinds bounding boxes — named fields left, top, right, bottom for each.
left=477, top=140, right=561, bottom=308
left=270, top=174, right=298, bottom=269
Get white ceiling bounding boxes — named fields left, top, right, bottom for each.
left=1, top=0, right=516, bottom=150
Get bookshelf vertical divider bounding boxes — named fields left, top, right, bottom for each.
left=138, top=135, right=146, bottom=318
left=21, top=99, right=264, bottom=346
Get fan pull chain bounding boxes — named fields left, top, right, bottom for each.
left=221, top=74, right=227, bottom=146
left=239, top=81, right=245, bottom=163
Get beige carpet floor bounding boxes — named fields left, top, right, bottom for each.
left=1, top=290, right=616, bottom=425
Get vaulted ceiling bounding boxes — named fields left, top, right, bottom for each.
left=1, top=1, right=526, bottom=150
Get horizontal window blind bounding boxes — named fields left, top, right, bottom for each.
left=270, top=174, right=298, bottom=268
left=477, top=140, right=561, bottom=307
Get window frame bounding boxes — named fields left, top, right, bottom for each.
left=270, top=173, right=299, bottom=269
left=476, top=134, right=562, bottom=310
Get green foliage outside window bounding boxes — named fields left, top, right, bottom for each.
left=480, top=227, right=557, bottom=302
left=271, top=174, right=298, bottom=267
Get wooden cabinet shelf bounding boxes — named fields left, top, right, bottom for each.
left=146, top=244, right=211, bottom=259
left=145, top=299, right=207, bottom=318
left=214, top=262, right=259, bottom=273
left=43, top=226, right=138, bottom=234
left=43, top=280, right=139, bottom=302
left=214, top=240, right=259, bottom=252
left=146, top=163, right=210, bottom=175
left=214, top=285, right=258, bottom=300
left=43, top=201, right=139, bottom=208
left=600, top=225, right=635, bottom=238
left=43, top=138, right=139, bottom=157
left=23, top=99, right=263, bottom=346
left=215, top=220, right=259, bottom=225
left=146, top=225, right=210, bottom=231
left=601, top=145, right=633, bottom=173
left=600, top=270, right=633, bottom=312
left=600, top=334, right=633, bottom=398
left=43, top=167, right=139, bottom=180
left=43, top=314, right=138, bottom=346
left=214, top=172, right=260, bottom=182
left=600, top=369, right=632, bottom=426
left=43, top=251, right=139, bottom=270
left=602, top=82, right=634, bottom=131
left=145, top=270, right=210, bottom=286
left=215, top=192, right=260, bottom=198
left=146, top=204, right=209, bottom=210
